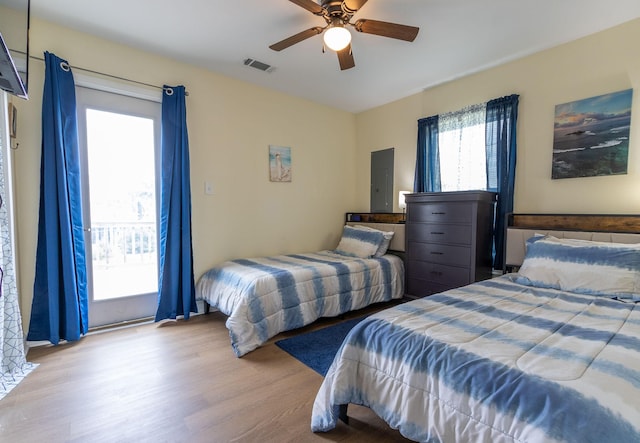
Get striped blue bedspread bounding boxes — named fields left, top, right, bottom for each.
left=196, top=251, right=404, bottom=357
left=312, top=274, right=640, bottom=442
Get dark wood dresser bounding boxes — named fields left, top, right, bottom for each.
left=405, top=191, right=496, bottom=297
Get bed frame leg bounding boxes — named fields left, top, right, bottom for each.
left=204, top=300, right=210, bottom=314
left=338, top=404, right=349, bottom=424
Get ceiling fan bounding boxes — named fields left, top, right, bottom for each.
left=269, top=0, right=419, bottom=70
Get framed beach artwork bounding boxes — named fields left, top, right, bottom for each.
left=269, top=145, right=292, bottom=182
left=552, top=89, right=633, bottom=179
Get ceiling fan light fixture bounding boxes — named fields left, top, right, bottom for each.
left=323, top=25, right=351, bottom=51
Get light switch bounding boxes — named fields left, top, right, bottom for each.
left=205, top=181, right=214, bottom=195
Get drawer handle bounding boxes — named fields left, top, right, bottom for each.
left=430, top=271, right=443, bottom=276
left=431, top=211, right=446, bottom=215
left=430, top=232, right=444, bottom=235
left=430, top=251, right=444, bottom=255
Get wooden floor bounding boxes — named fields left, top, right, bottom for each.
left=1, top=302, right=412, bottom=443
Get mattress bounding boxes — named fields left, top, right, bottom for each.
left=196, top=250, right=404, bottom=356
left=312, top=274, right=640, bottom=442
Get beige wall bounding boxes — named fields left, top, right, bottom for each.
left=9, top=18, right=356, bottom=327
left=356, top=18, right=640, bottom=214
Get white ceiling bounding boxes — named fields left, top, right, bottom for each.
left=22, top=0, right=640, bottom=113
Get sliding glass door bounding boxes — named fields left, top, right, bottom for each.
left=76, top=87, right=161, bottom=328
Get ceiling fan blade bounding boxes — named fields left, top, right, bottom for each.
left=288, top=0, right=325, bottom=15
left=269, top=27, right=324, bottom=51
left=337, top=44, right=355, bottom=70
left=353, top=19, right=419, bottom=42
left=342, top=0, right=369, bottom=13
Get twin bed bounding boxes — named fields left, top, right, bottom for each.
left=196, top=222, right=404, bottom=357
left=311, top=214, right=640, bottom=442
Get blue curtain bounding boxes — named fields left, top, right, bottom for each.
left=155, top=85, right=197, bottom=321
left=414, top=116, right=440, bottom=192
left=485, top=94, right=519, bottom=270
left=28, top=52, right=88, bottom=344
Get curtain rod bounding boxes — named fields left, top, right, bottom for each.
left=18, top=51, right=189, bottom=96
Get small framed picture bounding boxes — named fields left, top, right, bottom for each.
left=269, top=145, right=292, bottom=182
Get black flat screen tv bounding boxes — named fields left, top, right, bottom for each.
left=0, top=0, right=30, bottom=99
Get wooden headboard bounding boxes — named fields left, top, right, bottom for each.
left=505, top=213, right=640, bottom=269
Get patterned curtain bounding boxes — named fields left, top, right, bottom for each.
left=0, top=94, right=37, bottom=400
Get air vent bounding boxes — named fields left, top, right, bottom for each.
left=243, top=58, right=275, bottom=73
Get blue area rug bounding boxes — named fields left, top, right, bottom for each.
left=275, top=316, right=366, bottom=376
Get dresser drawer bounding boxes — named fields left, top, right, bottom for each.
left=408, top=243, right=471, bottom=267
left=408, top=261, right=470, bottom=286
left=406, top=223, right=471, bottom=245
left=408, top=202, right=473, bottom=224
left=407, top=279, right=461, bottom=297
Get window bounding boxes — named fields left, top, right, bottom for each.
left=437, top=103, right=487, bottom=192
left=414, top=94, right=519, bottom=270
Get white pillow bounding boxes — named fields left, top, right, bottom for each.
left=516, top=235, right=640, bottom=300
left=334, top=225, right=384, bottom=258
left=354, top=225, right=395, bottom=257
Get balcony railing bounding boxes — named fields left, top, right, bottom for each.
left=91, top=221, right=157, bottom=267
left=90, top=222, right=158, bottom=300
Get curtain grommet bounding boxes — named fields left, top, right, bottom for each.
left=164, top=87, right=174, bottom=96
left=60, top=62, right=70, bottom=72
